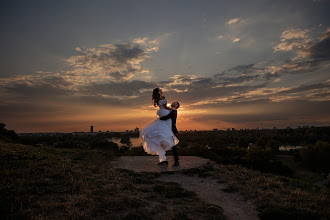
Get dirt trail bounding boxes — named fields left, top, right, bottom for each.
left=112, top=156, right=210, bottom=172
left=157, top=173, right=259, bottom=220
left=112, top=156, right=259, bottom=220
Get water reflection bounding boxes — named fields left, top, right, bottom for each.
left=110, top=137, right=142, bottom=148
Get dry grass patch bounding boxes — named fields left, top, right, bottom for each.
left=0, top=142, right=224, bottom=219
left=182, top=162, right=330, bottom=219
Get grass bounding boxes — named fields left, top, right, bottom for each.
left=182, top=163, right=330, bottom=219
left=0, top=141, right=225, bottom=219
left=276, top=156, right=326, bottom=184
left=181, top=163, right=215, bottom=178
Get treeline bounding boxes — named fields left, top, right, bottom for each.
left=175, top=127, right=330, bottom=176
left=298, top=141, right=330, bottom=174
left=19, top=133, right=123, bottom=152
left=177, top=126, right=330, bottom=149
left=1, top=122, right=329, bottom=177
left=0, top=123, right=18, bottom=142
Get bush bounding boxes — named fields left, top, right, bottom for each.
left=300, top=141, right=330, bottom=173
left=0, top=123, right=18, bottom=142
left=259, top=206, right=322, bottom=220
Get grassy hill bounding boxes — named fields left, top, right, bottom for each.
left=1, top=141, right=329, bottom=219
left=0, top=142, right=224, bottom=219
left=184, top=164, right=329, bottom=219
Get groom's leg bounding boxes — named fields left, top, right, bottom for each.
left=172, top=146, right=179, bottom=162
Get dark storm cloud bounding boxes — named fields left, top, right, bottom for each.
left=67, top=43, right=151, bottom=82
left=167, top=64, right=266, bottom=92
left=308, top=92, right=330, bottom=98
left=0, top=101, right=66, bottom=117
left=263, top=72, right=280, bottom=80
left=219, top=75, right=260, bottom=85
left=3, top=76, right=73, bottom=97
left=189, top=100, right=330, bottom=124
left=275, top=59, right=324, bottom=75
left=222, top=64, right=262, bottom=75
left=160, top=64, right=270, bottom=103
left=75, top=44, right=145, bottom=65
left=164, top=81, right=270, bottom=105
left=110, top=44, right=145, bottom=64
left=80, top=80, right=157, bottom=96
left=309, top=29, right=330, bottom=60
left=272, top=28, right=330, bottom=76
left=276, top=81, right=330, bottom=95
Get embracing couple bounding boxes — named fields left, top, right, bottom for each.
left=139, top=88, right=180, bottom=166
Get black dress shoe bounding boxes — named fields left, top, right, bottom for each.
left=158, top=161, right=168, bottom=165
left=172, top=161, right=180, bottom=166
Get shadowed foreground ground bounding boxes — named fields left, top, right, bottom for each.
left=0, top=142, right=225, bottom=219
left=1, top=142, right=329, bottom=219
left=113, top=155, right=330, bottom=220
left=113, top=156, right=259, bottom=220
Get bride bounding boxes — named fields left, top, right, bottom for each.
left=139, top=88, right=179, bottom=164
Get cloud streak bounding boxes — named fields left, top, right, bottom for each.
left=226, top=18, right=241, bottom=25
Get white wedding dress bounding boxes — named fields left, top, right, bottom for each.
left=139, top=99, right=179, bottom=162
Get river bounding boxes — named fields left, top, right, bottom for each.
left=110, top=137, right=142, bottom=148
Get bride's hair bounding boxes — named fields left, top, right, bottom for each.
left=152, top=88, right=161, bottom=107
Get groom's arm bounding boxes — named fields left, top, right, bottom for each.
left=160, top=111, right=174, bottom=120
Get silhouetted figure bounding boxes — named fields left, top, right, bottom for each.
left=160, top=102, right=180, bottom=166
left=139, top=88, right=179, bottom=164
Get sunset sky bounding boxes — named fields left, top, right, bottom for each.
left=1, top=0, right=330, bottom=132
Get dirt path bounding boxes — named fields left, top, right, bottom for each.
left=157, top=173, right=259, bottom=220
left=112, top=156, right=259, bottom=220
left=112, top=156, right=210, bottom=172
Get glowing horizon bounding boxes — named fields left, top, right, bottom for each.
left=1, top=0, right=330, bottom=133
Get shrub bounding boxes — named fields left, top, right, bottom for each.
left=300, top=141, right=330, bottom=173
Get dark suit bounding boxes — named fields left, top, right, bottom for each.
left=160, top=110, right=179, bottom=162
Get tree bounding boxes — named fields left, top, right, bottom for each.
left=266, top=139, right=280, bottom=150
left=237, top=136, right=249, bottom=148
left=300, top=141, right=330, bottom=173
left=0, top=123, right=18, bottom=141
left=256, top=136, right=267, bottom=148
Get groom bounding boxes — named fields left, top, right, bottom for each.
left=160, top=101, right=180, bottom=166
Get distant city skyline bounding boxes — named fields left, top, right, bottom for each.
left=15, top=124, right=323, bottom=134
left=1, top=0, right=330, bottom=132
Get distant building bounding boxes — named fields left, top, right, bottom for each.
left=273, top=127, right=277, bottom=129
left=213, top=128, right=218, bottom=131
left=134, top=127, right=139, bottom=133
left=90, top=126, right=93, bottom=133
left=279, top=145, right=303, bottom=151
left=72, top=132, right=87, bottom=135
left=231, top=128, right=235, bottom=131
